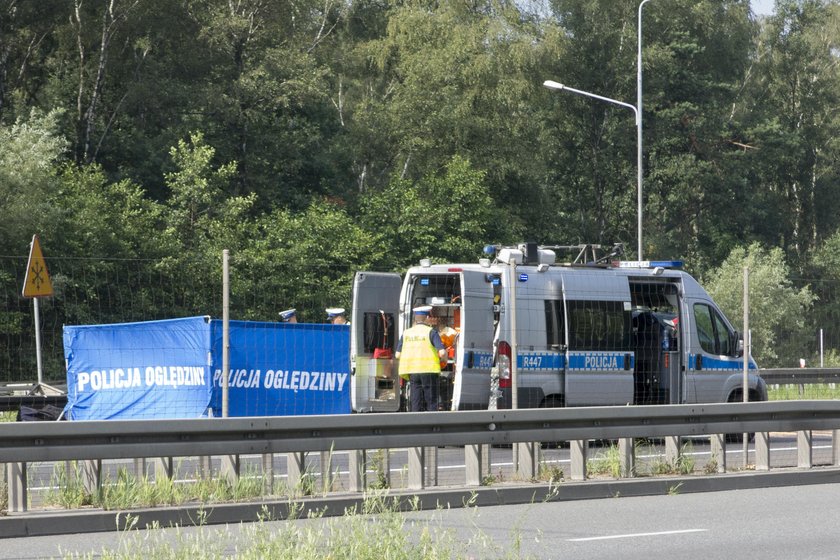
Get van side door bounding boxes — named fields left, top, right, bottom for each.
left=562, top=270, right=634, bottom=406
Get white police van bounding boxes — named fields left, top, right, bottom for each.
left=350, top=243, right=766, bottom=412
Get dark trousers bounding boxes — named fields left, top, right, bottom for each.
left=409, top=373, right=439, bottom=412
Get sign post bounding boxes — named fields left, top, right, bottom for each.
left=22, top=235, right=53, bottom=386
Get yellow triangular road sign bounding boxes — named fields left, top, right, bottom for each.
left=22, top=234, right=53, bottom=298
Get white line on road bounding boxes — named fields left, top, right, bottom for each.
left=568, top=528, right=707, bottom=542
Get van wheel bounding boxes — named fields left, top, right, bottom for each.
left=540, top=396, right=565, bottom=448
left=725, top=390, right=756, bottom=443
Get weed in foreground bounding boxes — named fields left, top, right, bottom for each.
left=587, top=444, right=622, bottom=479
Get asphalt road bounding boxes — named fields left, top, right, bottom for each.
left=5, top=483, right=840, bottom=559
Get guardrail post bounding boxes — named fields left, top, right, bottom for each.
left=6, top=462, right=26, bottom=513
left=570, top=440, right=587, bottom=481
left=262, top=453, right=275, bottom=493
left=347, top=450, right=364, bottom=492
left=665, top=435, right=680, bottom=466
left=199, top=456, right=212, bottom=478
left=133, top=458, right=146, bottom=479
left=833, top=429, right=840, bottom=467
left=220, top=454, right=240, bottom=483
left=466, top=444, right=482, bottom=486
left=408, top=447, right=424, bottom=490
left=710, top=434, right=727, bottom=473
left=425, top=447, right=438, bottom=487
left=619, top=438, right=635, bottom=477
left=320, top=451, right=331, bottom=492
left=755, top=432, right=770, bottom=471
left=797, top=430, right=813, bottom=468
left=482, top=444, right=491, bottom=479
left=154, top=458, right=173, bottom=481
left=516, top=442, right=538, bottom=480
left=287, top=452, right=305, bottom=491
left=374, top=448, right=391, bottom=488
left=81, top=460, right=101, bottom=496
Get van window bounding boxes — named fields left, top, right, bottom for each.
left=693, top=303, right=732, bottom=355
left=409, top=274, right=461, bottom=309
left=567, top=300, right=630, bottom=351
left=544, top=300, right=565, bottom=348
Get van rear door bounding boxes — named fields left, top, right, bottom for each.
left=351, top=272, right=401, bottom=412
left=452, top=270, right=496, bottom=410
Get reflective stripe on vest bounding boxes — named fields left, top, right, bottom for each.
left=398, top=324, right=441, bottom=376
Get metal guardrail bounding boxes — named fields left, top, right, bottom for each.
left=3, top=401, right=840, bottom=519
left=1, top=401, right=838, bottom=463
left=758, top=368, right=840, bottom=385
left=0, top=370, right=836, bottom=415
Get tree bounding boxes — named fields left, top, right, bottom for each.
left=705, top=242, right=815, bottom=367
left=736, top=0, right=840, bottom=269
left=360, top=155, right=516, bottom=268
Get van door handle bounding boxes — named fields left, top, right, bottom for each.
left=696, top=354, right=703, bottom=370
left=467, top=351, right=474, bottom=368
left=624, top=353, right=631, bottom=370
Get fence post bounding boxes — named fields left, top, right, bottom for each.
left=754, top=432, right=770, bottom=471
left=347, top=450, right=365, bottom=492
left=466, top=444, right=483, bottom=486
left=262, top=453, right=275, bottom=493
left=287, top=452, right=306, bottom=492
left=6, top=462, right=26, bottom=513
left=408, top=447, right=424, bottom=490
left=665, top=435, right=680, bottom=466
left=710, top=434, right=727, bottom=473
left=833, top=429, right=840, bottom=467
left=516, top=441, right=538, bottom=480
left=133, top=458, right=146, bottom=479
left=425, top=446, right=438, bottom=487
left=618, top=438, right=635, bottom=477
left=570, top=440, right=587, bottom=481
left=81, top=459, right=101, bottom=496
left=797, top=430, right=813, bottom=468
left=220, top=455, right=240, bottom=484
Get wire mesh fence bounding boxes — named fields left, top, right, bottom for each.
left=4, top=252, right=840, bottom=410
left=0, top=254, right=352, bottom=385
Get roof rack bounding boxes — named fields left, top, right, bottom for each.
left=483, top=242, right=625, bottom=267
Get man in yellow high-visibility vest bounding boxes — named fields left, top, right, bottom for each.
left=396, top=305, right=447, bottom=412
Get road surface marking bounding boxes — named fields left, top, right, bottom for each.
left=568, top=529, right=707, bottom=542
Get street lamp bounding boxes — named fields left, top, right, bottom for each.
left=543, top=80, right=643, bottom=259
left=637, top=0, right=653, bottom=260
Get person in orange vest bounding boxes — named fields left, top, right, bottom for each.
left=396, top=305, right=447, bottom=412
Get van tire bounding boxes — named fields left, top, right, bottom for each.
left=725, top=390, right=759, bottom=443
left=540, top=396, right=565, bottom=448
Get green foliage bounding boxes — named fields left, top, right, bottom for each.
left=705, top=243, right=816, bottom=367
left=361, top=156, right=514, bottom=267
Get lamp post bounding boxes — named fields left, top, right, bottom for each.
left=637, top=0, right=653, bottom=260
left=543, top=80, right=642, bottom=258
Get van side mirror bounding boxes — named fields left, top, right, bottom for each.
left=734, top=331, right=744, bottom=358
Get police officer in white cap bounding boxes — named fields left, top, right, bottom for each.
left=278, top=308, right=297, bottom=323
left=396, top=305, right=447, bottom=412
left=326, top=307, right=349, bottom=325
